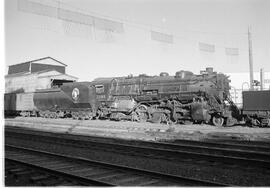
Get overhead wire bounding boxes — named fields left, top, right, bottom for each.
left=54, top=0, right=249, bottom=52
left=18, top=0, right=249, bottom=53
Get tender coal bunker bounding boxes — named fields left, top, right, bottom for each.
left=51, top=79, right=73, bottom=88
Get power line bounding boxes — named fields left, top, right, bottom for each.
left=53, top=0, right=249, bottom=50
left=17, top=0, right=249, bottom=51
left=50, top=0, right=248, bottom=37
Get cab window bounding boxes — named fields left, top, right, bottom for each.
left=95, top=85, right=104, bottom=94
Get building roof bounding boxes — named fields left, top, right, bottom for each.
left=38, top=72, right=78, bottom=80
left=9, top=56, right=67, bottom=67
left=5, top=69, right=52, bottom=78
left=5, top=69, right=78, bottom=80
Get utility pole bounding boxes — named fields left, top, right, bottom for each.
left=260, top=68, right=264, bottom=90
left=248, top=26, right=254, bottom=90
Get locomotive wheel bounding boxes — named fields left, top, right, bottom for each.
left=39, top=111, right=46, bottom=118
left=86, top=112, right=93, bottom=120
left=150, top=112, right=170, bottom=124
left=50, top=112, right=57, bottom=119
left=226, top=117, right=237, bottom=126
left=162, top=113, right=172, bottom=125
left=136, top=105, right=148, bottom=122
left=250, top=118, right=260, bottom=127
left=71, top=112, right=79, bottom=120
left=78, top=113, right=85, bottom=120
left=212, top=116, right=224, bottom=127
left=42, top=111, right=50, bottom=118
left=49, top=113, right=53, bottom=118
left=88, top=115, right=93, bottom=120
left=20, top=111, right=29, bottom=117
left=131, top=111, right=139, bottom=122
left=44, top=113, right=49, bottom=118
left=150, top=112, right=163, bottom=124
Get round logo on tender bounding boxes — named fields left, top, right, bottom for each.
left=72, top=88, right=80, bottom=100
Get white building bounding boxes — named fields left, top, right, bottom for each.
left=5, top=57, right=78, bottom=93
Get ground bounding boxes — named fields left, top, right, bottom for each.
left=5, top=117, right=270, bottom=142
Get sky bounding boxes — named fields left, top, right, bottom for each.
left=4, top=0, right=270, bottom=81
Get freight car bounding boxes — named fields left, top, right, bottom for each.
left=5, top=68, right=239, bottom=127
left=241, top=90, right=270, bottom=127
left=4, top=92, right=36, bottom=117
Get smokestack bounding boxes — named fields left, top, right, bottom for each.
left=260, top=68, right=264, bottom=90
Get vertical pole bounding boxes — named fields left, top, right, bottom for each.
left=248, top=26, right=254, bottom=90
left=260, top=68, right=264, bottom=90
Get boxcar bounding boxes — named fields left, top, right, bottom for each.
left=242, top=90, right=270, bottom=126
left=4, top=92, right=37, bottom=116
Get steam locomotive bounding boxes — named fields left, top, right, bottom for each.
left=5, top=67, right=243, bottom=126
left=91, top=67, right=238, bottom=126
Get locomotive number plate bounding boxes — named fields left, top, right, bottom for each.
left=96, top=95, right=106, bottom=99
left=72, top=88, right=80, bottom=100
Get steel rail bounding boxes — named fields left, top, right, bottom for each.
left=6, top=128, right=270, bottom=169
left=168, top=139, right=270, bottom=152
left=5, top=159, right=111, bottom=186
left=6, top=125, right=270, bottom=151
left=5, top=144, right=229, bottom=186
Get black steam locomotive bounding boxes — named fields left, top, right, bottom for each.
left=5, top=67, right=243, bottom=126
left=91, top=67, right=238, bottom=126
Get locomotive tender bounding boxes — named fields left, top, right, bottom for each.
left=5, top=67, right=241, bottom=126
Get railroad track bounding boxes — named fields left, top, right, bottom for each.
left=5, top=160, right=83, bottom=186
left=5, top=145, right=227, bottom=186
left=170, top=138, right=270, bottom=152
left=6, top=127, right=270, bottom=170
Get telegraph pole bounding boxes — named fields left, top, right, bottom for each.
left=260, top=68, right=264, bottom=90
left=248, top=26, right=254, bottom=90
